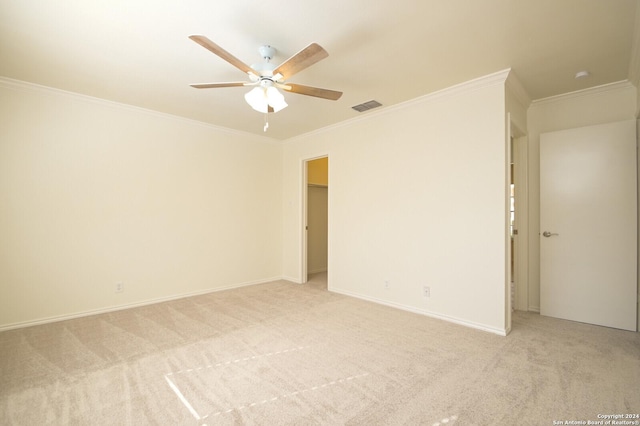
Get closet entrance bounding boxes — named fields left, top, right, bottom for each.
left=303, top=157, right=328, bottom=284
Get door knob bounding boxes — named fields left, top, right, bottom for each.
left=542, top=231, right=559, bottom=237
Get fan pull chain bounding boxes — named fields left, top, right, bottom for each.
left=263, top=113, right=269, bottom=132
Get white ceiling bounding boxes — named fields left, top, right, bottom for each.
left=1, top=0, right=638, bottom=140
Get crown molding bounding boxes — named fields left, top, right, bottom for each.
left=530, top=80, right=635, bottom=107
left=0, top=76, right=280, bottom=144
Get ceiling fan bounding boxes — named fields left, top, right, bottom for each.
left=189, top=35, right=343, bottom=118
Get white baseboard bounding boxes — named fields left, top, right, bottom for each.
left=529, top=305, right=541, bottom=313
left=0, top=276, right=283, bottom=332
left=329, top=287, right=508, bottom=336
left=308, top=268, right=328, bottom=274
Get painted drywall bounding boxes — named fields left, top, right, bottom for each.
left=282, top=72, right=509, bottom=334
left=308, top=157, right=328, bottom=186
left=506, top=72, right=530, bottom=136
left=0, top=79, right=283, bottom=329
left=307, top=186, right=328, bottom=274
left=526, top=82, right=637, bottom=313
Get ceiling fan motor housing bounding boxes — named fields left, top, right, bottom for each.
left=258, top=45, right=276, bottom=61
left=250, top=62, right=277, bottom=80
left=249, top=45, right=278, bottom=80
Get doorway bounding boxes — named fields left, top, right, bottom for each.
left=302, top=156, right=329, bottom=284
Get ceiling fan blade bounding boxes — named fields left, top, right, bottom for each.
left=190, top=82, right=250, bottom=89
left=273, top=43, right=329, bottom=80
left=281, top=83, right=342, bottom=101
left=189, top=35, right=260, bottom=77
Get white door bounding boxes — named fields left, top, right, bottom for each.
left=540, top=120, right=637, bottom=331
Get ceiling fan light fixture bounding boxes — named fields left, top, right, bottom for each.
left=244, top=86, right=268, bottom=113
left=244, top=85, right=287, bottom=113
left=266, top=86, right=287, bottom=112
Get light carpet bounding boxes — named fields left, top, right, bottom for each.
left=1, top=273, right=639, bottom=425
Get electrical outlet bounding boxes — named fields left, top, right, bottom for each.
left=384, top=280, right=390, bottom=289
left=423, top=285, right=430, bottom=298
left=115, top=281, right=124, bottom=293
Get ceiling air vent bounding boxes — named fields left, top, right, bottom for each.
left=351, top=100, right=382, bottom=112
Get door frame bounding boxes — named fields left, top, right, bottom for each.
left=301, top=154, right=329, bottom=284
left=513, top=133, right=529, bottom=312
left=506, top=116, right=512, bottom=333
left=507, top=117, right=529, bottom=331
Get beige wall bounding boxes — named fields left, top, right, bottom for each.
left=526, top=82, right=637, bottom=312
left=282, top=72, right=510, bottom=334
left=0, top=80, right=283, bottom=329
left=3, top=71, right=636, bottom=335
left=1, top=71, right=514, bottom=334
left=307, top=186, right=328, bottom=274
left=307, top=157, right=328, bottom=186
left=506, top=72, right=529, bottom=136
